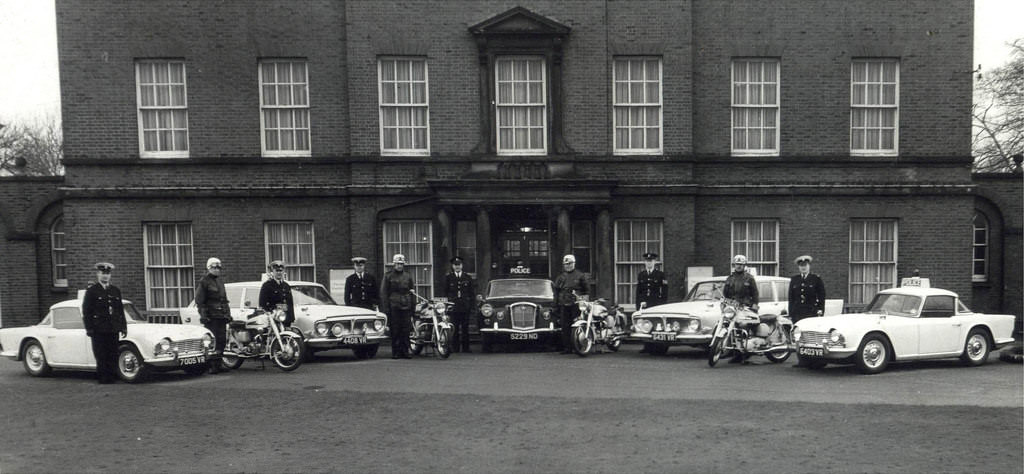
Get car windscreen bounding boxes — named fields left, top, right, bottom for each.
left=865, top=293, right=921, bottom=317
left=124, top=303, right=147, bottom=323
left=292, top=285, right=338, bottom=306
left=686, top=282, right=724, bottom=301
left=488, top=280, right=553, bottom=299
left=226, top=287, right=245, bottom=308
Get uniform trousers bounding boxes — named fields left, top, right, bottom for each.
left=558, top=304, right=580, bottom=350
left=90, top=332, right=120, bottom=383
left=450, top=311, right=471, bottom=351
left=389, top=308, right=414, bottom=356
left=203, top=318, right=228, bottom=355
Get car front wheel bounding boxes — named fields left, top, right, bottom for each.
left=855, top=335, right=890, bottom=375
left=22, top=340, right=52, bottom=377
left=116, top=345, right=151, bottom=383
left=959, top=329, right=990, bottom=366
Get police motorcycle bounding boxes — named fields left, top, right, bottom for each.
left=409, top=292, right=455, bottom=359
left=570, top=295, right=628, bottom=357
left=220, top=304, right=305, bottom=372
left=707, top=298, right=794, bottom=367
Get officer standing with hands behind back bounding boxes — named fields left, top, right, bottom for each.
left=81, top=262, right=127, bottom=384
left=444, top=256, right=476, bottom=353
left=788, top=255, right=826, bottom=323
left=635, top=252, right=667, bottom=353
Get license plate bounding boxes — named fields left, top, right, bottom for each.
left=798, top=347, right=824, bottom=357
left=342, top=336, right=366, bottom=345
left=652, top=332, right=676, bottom=342
left=178, top=356, right=205, bottom=366
left=510, top=333, right=539, bottom=340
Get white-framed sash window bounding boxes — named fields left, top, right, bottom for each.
left=259, top=60, right=311, bottom=156
left=731, top=59, right=779, bottom=156
left=972, top=213, right=988, bottom=282
left=849, top=219, right=898, bottom=305
left=265, top=222, right=316, bottom=282
left=614, top=220, right=664, bottom=306
left=136, top=61, right=189, bottom=158
left=613, top=57, right=662, bottom=154
left=51, top=217, right=67, bottom=287
left=496, top=57, right=546, bottom=155
left=378, top=58, right=429, bottom=155
left=143, top=223, right=194, bottom=309
left=383, top=220, right=434, bottom=297
left=851, top=59, right=899, bottom=155
left=731, top=219, right=780, bottom=276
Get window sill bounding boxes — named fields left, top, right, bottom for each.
left=140, top=153, right=190, bottom=159
left=50, top=287, right=69, bottom=294
left=850, top=151, right=898, bottom=158
left=262, top=152, right=313, bottom=158
left=972, top=280, right=992, bottom=288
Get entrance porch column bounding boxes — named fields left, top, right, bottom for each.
left=596, top=207, right=613, bottom=302
left=475, top=206, right=491, bottom=283
left=436, top=207, right=452, bottom=286
left=555, top=206, right=571, bottom=260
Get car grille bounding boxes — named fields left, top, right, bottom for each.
left=640, top=314, right=698, bottom=333
left=510, top=303, right=536, bottom=330
left=325, top=318, right=382, bottom=336
left=799, top=331, right=829, bottom=345
left=175, top=338, right=205, bottom=354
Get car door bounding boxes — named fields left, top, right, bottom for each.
left=917, top=295, right=961, bottom=354
left=47, top=307, right=92, bottom=366
left=755, top=281, right=784, bottom=315
left=773, top=281, right=790, bottom=316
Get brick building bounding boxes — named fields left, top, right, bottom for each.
left=0, top=0, right=1020, bottom=329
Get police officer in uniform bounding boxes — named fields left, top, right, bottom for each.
left=81, top=262, right=127, bottom=384
left=553, top=254, right=590, bottom=354
left=380, top=254, right=415, bottom=359
left=723, top=255, right=759, bottom=363
left=259, top=260, right=295, bottom=327
left=195, top=257, right=230, bottom=373
left=788, top=255, right=826, bottom=323
left=344, top=257, right=379, bottom=310
left=444, top=256, right=476, bottom=353
left=635, top=252, right=668, bottom=353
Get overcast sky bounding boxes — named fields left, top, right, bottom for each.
left=0, top=0, right=1021, bottom=124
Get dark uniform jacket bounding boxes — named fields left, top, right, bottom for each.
left=380, top=269, right=415, bottom=313
left=259, top=278, right=295, bottom=325
left=635, top=269, right=668, bottom=308
left=344, top=272, right=379, bottom=310
left=788, top=273, right=826, bottom=320
left=195, top=273, right=231, bottom=320
left=444, top=271, right=477, bottom=314
left=723, top=271, right=759, bottom=308
left=81, top=282, right=127, bottom=335
left=554, top=269, right=590, bottom=306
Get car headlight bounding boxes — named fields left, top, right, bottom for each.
left=373, top=320, right=384, bottom=331
left=315, top=323, right=329, bottom=336
left=496, top=311, right=505, bottom=321
left=828, top=329, right=844, bottom=345
left=687, top=319, right=700, bottom=332
left=202, top=334, right=213, bottom=348
left=481, top=304, right=493, bottom=317
left=158, top=338, right=171, bottom=352
left=638, top=319, right=653, bottom=334
left=670, top=321, right=682, bottom=332
left=792, top=327, right=802, bottom=342
left=331, top=323, right=345, bottom=337
left=542, top=309, right=552, bottom=321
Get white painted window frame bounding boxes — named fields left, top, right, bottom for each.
left=264, top=221, right=317, bottom=282
left=612, top=57, right=663, bottom=155
left=135, top=60, right=189, bottom=158
left=495, top=56, right=547, bottom=156
left=730, top=58, right=780, bottom=156
left=730, top=219, right=780, bottom=276
left=378, top=57, right=430, bottom=156
left=850, top=59, right=899, bottom=156
left=259, top=59, right=312, bottom=157
left=142, top=222, right=195, bottom=310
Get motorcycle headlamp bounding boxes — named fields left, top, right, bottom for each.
left=723, top=307, right=736, bottom=320
left=604, top=315, right=616, bottom=327
left=434, top=303, right=447, bottom=314
left=687, top=319, right=700, bottom=332
left=480, top=304, right=493, bottom=317
left=373, top=320, right=385, bottom=331
left=331, top=323, right=345, bottom=337
left=275, top=311, right=287, bottom=322
left=577, top=301, right=588, bottom=311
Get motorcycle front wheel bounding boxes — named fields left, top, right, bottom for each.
left=270, top=335, right=303, bottom=371
left=707, top=336, right=724, bottom=367
left=436, top=327, right=453, bottom=359
left=572, top=326, right=594, bottom=357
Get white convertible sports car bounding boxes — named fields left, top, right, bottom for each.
left=0, top=295, right=215, bottom=382
left=794, top=286, right=1016, bottom=374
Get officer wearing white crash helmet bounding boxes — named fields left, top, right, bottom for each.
left=723, top=254, right=759, bottom=311
left=553, top=254, right=590, bottom=354
left=380, top=253, right=415, bottom=359
left=195, top=257, right=230, bottom=372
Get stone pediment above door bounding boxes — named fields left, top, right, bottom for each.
left=469, top=6, right=571, bottom=37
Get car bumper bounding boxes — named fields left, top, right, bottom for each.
left=994, top=337, right=1015, bottom=349
left=305, top=334, right=389, bottom=349
left=795, top=344, right=855, bottom=359
left=627, top=332, right=712, bottom=345
left=1, top=349, right=18, bottom=360
left=480, top=325, right=558, bottom=334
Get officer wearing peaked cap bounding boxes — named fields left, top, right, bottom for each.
left=345, top=257, right=379, bottom=311
left=444, top=256, right=476, bottom=353
left=636, top=252, right=668, bottom=354
left=259, top=260, right=295, bottom=327
left=788, top=255, right=826, bottom=323
left=82, top=262, right=127, bottom=384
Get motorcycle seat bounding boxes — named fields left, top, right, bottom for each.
left=228, top=320, right=248, bottom=330
left=758, top=313, right=778, bottom=323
